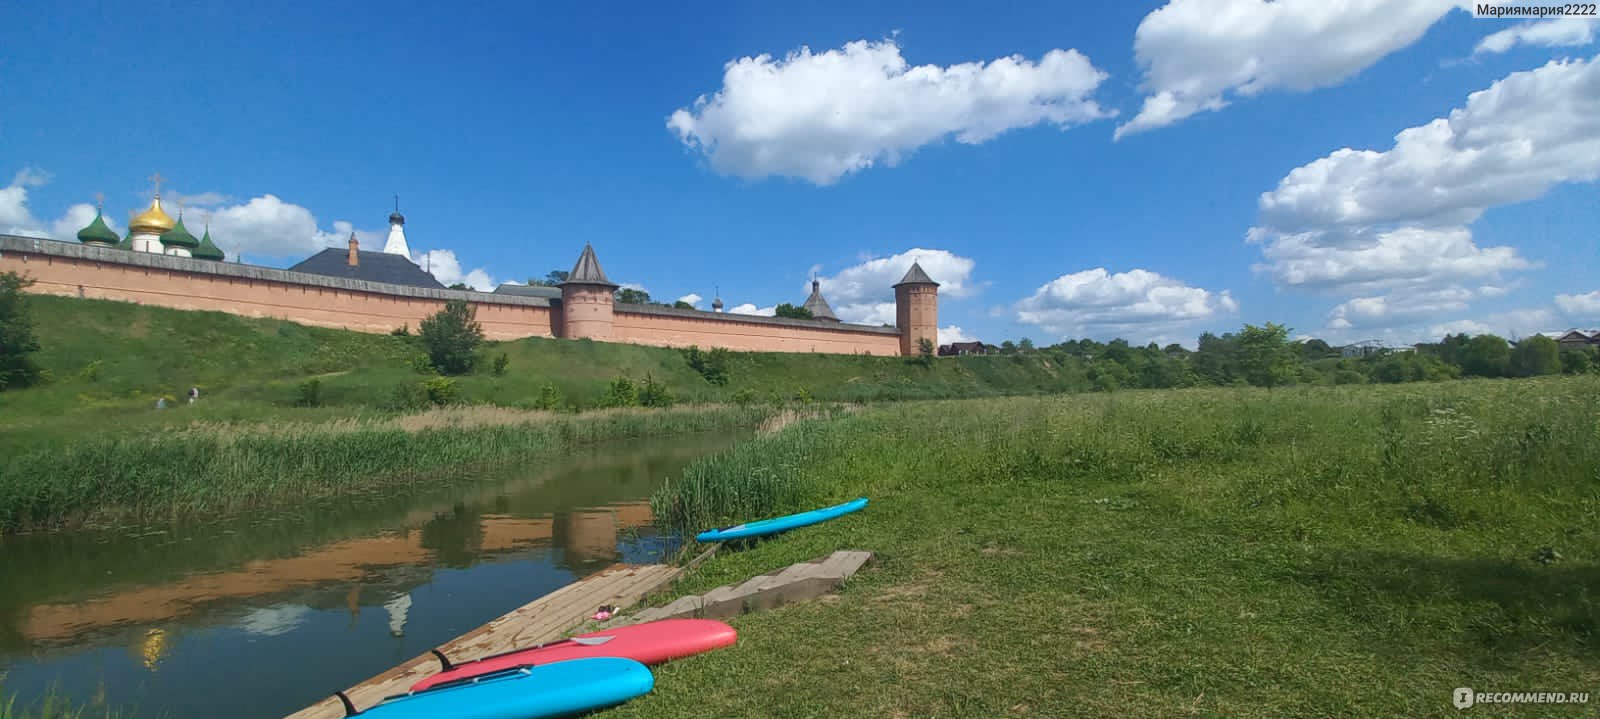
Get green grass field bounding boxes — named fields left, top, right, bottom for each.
left=633, top=377, right=1600, bottom=718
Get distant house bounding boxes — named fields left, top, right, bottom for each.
left=938, top=341, right=990, bottom=356
left=1339, top=340, right=1386, bottom=358
left=1553, top=329, right=1600, bottom=350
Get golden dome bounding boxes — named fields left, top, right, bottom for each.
left=129, top=196, right=176, bottom=235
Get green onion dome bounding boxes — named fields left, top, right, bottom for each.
left=191, top=226, right=225, bottom=261
left=76, top=208, right=120, bottom=246
left=159, top=216, right=200, bottom=249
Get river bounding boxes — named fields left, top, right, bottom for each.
left=0, top=429, right=745, bottom=718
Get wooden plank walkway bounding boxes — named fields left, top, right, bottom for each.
left=284, top=563, right=681, bottom=719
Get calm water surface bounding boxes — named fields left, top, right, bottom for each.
left=0, top=430, right=746, bottom=718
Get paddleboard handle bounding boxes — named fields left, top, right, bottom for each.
left=334, top=690, right=358, bottom=717
left=431, top=648, right=455, bottom=671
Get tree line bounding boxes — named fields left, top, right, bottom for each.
left=1003, top=322, right=1594, bottom=392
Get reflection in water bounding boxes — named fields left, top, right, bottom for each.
left=0, top=429, right=745, bottom=719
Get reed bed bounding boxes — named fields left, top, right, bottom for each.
left=630, top=377, right=1599, bottom=718
left=0, top=404, right=770, bottom=533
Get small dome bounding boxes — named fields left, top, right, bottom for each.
left=159, top=216, right=200, bottom=249
left=191, top=226, right=226, bottom=261
left=129, top=196, right=176, bottom=235
left=77, top=208, right=120, bottom=246
left=389, top=211, right=405, bottom=225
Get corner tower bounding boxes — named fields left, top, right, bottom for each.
left=559, top=243, right=619, bottom=340
left=893, top=262, right=939, bottom=356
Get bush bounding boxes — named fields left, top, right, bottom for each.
left=388, top=382, right=427, bottom=410
left=390, top=324, right=411, bottom=337
left=423, top=376, right=460, bottom=405
left=683, top=345, right=730, bottom=386
left=731, top=388, right=757, bottom=406
left=639, top=373, right=675, bottom=408
left=410, top=353, right=438, bottom=375
left=535, top=382, right=564, bottom=411
left=297, top=378, right=323, bottom=407
left=492, top=352, right=509, bottom=376
left=601, top=376, right=638, bottom=408
left=419, top=300, right=484, bottom=375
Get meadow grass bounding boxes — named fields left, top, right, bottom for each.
left=0, top=689, right=144, bottom=719
left=635, top=377, right=1600, bottom=718
left=0, top=404, right=770, bottom=533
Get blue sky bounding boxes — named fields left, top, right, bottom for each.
left=2, top=1, right=1597, bottom=347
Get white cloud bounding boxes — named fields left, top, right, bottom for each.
left=669, top=39, right=1112, bottom=184
left=1118, top=0, right=1463, bottom=138
left=204, top=194, right=341, bottom=259
left=939, top=325, right=976, bottom=344
left=413, top=248, right=496, bottom=291
left=0, top=169, right=50, bottom=236
left=1249, top=55, right=1600, bottom=335
left=728, top=303, right=776, bottom=316
left=1014, top=267, right=1237, bottom=341
left=1426, top=308, right=1556, bottom=339
left=164, top=189, right=232, bottom=209
left=1556, top=290, right=1600, bottom=317
left=677, top=293, right=703, bottom=308
left=1476, top=18, right=1597, bottom=54
left=816, top=247, right=978, bottom=324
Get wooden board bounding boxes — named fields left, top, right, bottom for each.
left=284, top=563, right=681, bottom=719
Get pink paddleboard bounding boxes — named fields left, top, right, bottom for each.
left=411, top=619, right=736, bottom=693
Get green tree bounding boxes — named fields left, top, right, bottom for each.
left=1190, top=331, right=1241, bottom=386
left=1235, top=322, right=1298, bottom=389
left=0, top=272, right=42, bottom=391
left=528, top=270, right=568, bottom=287
left=1000, top=340, right=1018, bottom=355
left=448, top=282, right=470, bottom=290
left=916, top=337, right=935, bottom=367
left=1299, top=338, right=1334, bottom=360
left=1510, top=335, right=1560, bottom=377
left=1018, top=338, right=1035, bottom=352
left=1459, top=334, right=1511, bottom=378
left=614, top=287, right=653, bottom=304
left=1560, top=349, right=1594, bottom=375
left=672, top=300, right=695, bottom=310
left=639, top=373, right=675, bottom=407
left=419, top=300, right=485, bottom=375
left=774, top=303, right=813, bottom=319
left=601, top=376, right=638, bottom=407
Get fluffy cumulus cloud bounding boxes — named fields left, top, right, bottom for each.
left=812, top=248, right=979, bottom=325
left=1014, top=267, right=1238, bottom=341
left=728, top=303, right=776, bottom=317
left=677, top=293, right=703, bottom=308
left=413, top=249, right=496, bottom=291
left=1556, top=290, right=1600, bottom=317
left=1476, top=18, right=1597, bottom=54
left=668, top=39, right=1112, bottom=185
left=0, top=169, right=52, bottom=236
left=1119, top=0, right=1463, bottom=138
left=1427, top=308, right=1557, bottom=340
left=1251, top=54, right=1600, bottom=334
left=938, top=325, right=975, bottom=345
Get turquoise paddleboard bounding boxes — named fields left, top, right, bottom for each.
left=352, top=657, right=652, bottom=719
left=696, top=497, right=868, bottom=542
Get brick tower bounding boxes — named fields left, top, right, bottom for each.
left=559, top=243, right=619, bottom=340
left=893, top=262, right=939, bottom=356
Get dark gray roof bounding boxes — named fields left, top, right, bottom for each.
left=562, top=243, right=617, bottom=287
left=893, top=262, right=939, bottom=288
left=802, top=280, right=838, bottom=321
left=288, top=248, right=445, bottom=289
left=493, top=283, right=563, bottom=299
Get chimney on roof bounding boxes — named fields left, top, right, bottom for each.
left=348, top=233, right=359, bottom=267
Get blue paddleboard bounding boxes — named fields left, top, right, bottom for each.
left=354, top=657, right=653, bottom=719
left=695, top=497, right=868, bottom=542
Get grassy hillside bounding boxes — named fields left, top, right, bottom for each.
left=633, top=377, right=1600, bottom=718
left=1, top=295, right=1078, bottom=452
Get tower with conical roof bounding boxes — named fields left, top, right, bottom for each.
left=559, top=243, right=620, bottom=340
left=191, top=218, right=225, bottom=261
left=383, top=195, right=410, bottom=256
left=712, top=286, right=723, bottom=313
left=893, top=262, right=939, bottom=356
left=128, top=174, right=175, bottom=254
left=76, top=195, right=120, bottom=248
left=802, top=277, right=838, bottom=321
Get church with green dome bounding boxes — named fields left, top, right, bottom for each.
left=76, top=176, right=227, bottom=262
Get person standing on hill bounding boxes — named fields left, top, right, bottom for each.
left=188, top=387, right=199, bottom=404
